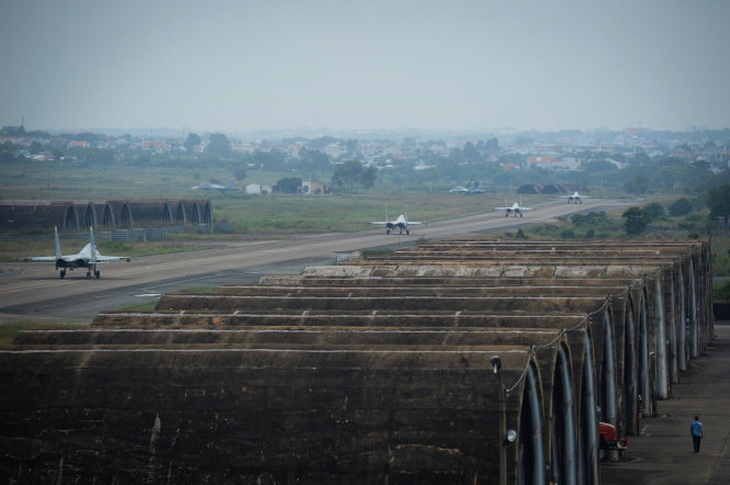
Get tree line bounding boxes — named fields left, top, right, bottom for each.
left=3, top=129, right=730, bottom=197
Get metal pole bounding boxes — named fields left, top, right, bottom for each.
left=499, top=374, right=506, bottom=485
left=492, top=355, right=507, bottom=485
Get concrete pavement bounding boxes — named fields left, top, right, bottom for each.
left=601, top=323, right=730, bottom=484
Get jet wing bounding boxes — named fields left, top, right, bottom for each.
left=24, top=256, right=57, bottom=262
left=24, top=253, right=79, bottom=262
left=94, top=255, right=131, bottom=263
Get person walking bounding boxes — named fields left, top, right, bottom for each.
left=690, top=416, right=704, bottom=453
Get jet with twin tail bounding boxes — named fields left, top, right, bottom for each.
left=25, top=226, right=131, bottom=279
left=494, top=201, right=534, bottom=218
left=369, top=207, right=426, bottom=235
left=560, top=191, right=590, bottom=204
left=449, top=180, right=486, bottom=195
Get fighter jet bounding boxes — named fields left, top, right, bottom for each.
left=494, top=202, right=533, bottom=218
left=25, top=226, right=130, bottom=279
left=560, top=191, right=590, bottom=204
left=370, top=207, right=426, bottom=235
left=449, top=180, right=486, bottom=195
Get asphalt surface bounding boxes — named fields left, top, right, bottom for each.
left=600, top=323, right=730, bottom=485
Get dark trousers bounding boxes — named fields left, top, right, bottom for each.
left=693, top=434, right=702, bottom=452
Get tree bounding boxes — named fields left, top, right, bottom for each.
left=623, top=207, right=650, bottom=236
left=643, top=202, right=665, bottom=221
left=359, top=164, right=377, bottom=189
left=570, top=211, right=610, bottom=228
left=299, top=147, right=332, bottom=172
left=233, top=164, right=247, bottom=181
left=275, top=177, right=302, bottom=194
left=332, top=160, right=377, bottom=192
left=654, top=157, right=688, bottom=192
left=706, top=183, right=730, bottom=220
left=184, top=133, right=202, bottom=153
left=251, top=149, right=288, bottom=171
left=668, top=198, right=694, bottom=217
left=463, top=141, right=479, bottom=162
left=29, top=141, right=43, bottom=154
left=485, top=137, right=500, bottom=156
left=206, top=133, right=232, bottom=158
left=0, top=141, right=17, bottom=163
left=624, top=173, right=650, bottom=195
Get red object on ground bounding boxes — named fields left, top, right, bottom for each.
left=600, top=422, right=629, bottom=449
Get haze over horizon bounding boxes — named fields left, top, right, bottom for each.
left=2, top=0, right=729, bottom=135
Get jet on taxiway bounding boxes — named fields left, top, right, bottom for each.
left=494, top=202, right=534, bottom=218
left=25, top=226, right=130, bottom=279
left=370, top=207, right=426, bottom=235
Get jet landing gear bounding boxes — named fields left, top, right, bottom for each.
left=58, top=269, right=100, bottom=279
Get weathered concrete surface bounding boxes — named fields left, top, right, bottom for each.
left=92, top=311, right=590, bottom=329
left=154, top=293, right=613, bottom=313
left=258, top=275, right=644, bottom=287
left=600, top=323, right=730, bottom=485
left=12, top=326, right=565, bottom=349
left=0, top=346, right=530, bottom=484
left=215, top=283, right=633, bottom=298
left=0, top=238, right=715, bottom=484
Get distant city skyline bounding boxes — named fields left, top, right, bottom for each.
left=2, top=0, right=729, bottom=134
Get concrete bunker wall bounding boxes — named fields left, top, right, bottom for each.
left=1, top=342, right=539, bottom=483
left=0, top=201, right=78, bottom=230
left=0, top=238, right=714, bottom=484
left=0, top=199, right=212, bottom=230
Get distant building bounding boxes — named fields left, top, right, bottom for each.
left=527, top=155, right=581, bottom=171
left=141, top=140, right=171, bottom=152
left=301, top=181, right=330, bottom=195
left=246, top=184, right=272, bottom=195
left=67, top=140, right=90, bottom=149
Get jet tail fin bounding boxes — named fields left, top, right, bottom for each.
left=89, top=227, right=97, bottom=263
left=54, top=226, right=62, bottom=260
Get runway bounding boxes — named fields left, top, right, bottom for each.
left=0, top=198, right=632, bottom=323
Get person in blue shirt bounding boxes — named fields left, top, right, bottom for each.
left=690, top=416, right=704, bottom=452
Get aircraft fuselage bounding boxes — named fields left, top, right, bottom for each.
left=385, top=222, right=409, bottom=235
left=55, top=258, right=100, bottom=278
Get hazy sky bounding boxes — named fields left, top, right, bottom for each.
left=2, top=0, right=729, bottom=133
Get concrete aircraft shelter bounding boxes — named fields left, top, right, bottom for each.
left=0, top=199, right=212, bottom=230
left=0, top=238, right=714, bottom=485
